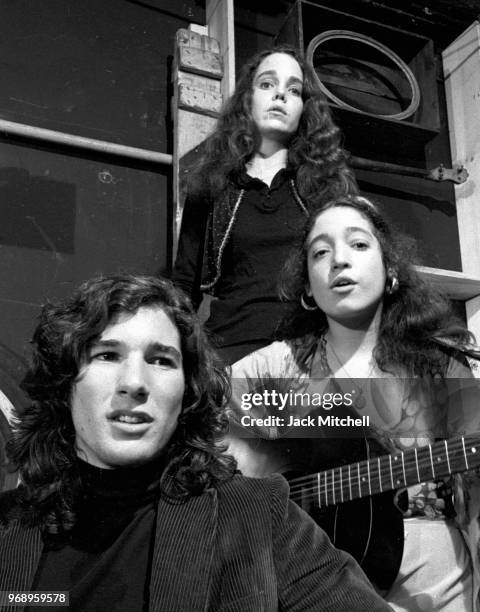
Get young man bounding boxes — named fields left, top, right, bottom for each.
left=0, top=275, right=391, bottom=611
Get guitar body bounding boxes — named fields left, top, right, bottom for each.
left=305, top=484, right=403, bottom=590
left=227, top=428, right=404, bottom=591
left=286, top=435, right=404, bottom=591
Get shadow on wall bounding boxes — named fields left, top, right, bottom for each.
left=0, top=167, right=75, bottom=253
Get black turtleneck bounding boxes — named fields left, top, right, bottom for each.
left=28, top=458, right=163, bottom=612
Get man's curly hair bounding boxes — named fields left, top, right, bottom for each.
left=7, top=274, right=236, bottom=534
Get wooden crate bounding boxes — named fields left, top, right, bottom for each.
left=276, top=1, right=440, bottom=164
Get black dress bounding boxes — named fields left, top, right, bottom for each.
left=173, top=169, right=308, bottom=364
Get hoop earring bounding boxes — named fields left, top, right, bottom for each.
left=385, top=271, right=399, bottom=295
left=300, top=293, right=318, bottom=311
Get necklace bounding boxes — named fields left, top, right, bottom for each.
left=201, top=179, right=307, bottom=292
left=289, top=180, right=308, bottom=215
left=324, top=336, right=375, bottom=410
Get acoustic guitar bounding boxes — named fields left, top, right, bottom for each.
left=228, top=428, right=480, bottom=590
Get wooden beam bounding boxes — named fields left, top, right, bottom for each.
left=172, top=29, right=223, bottom=254
left=206, top=0, right=235, bottom=97
left=442, top=23, right=480, bottom=358
left=416, top=266, right=480, bottom=300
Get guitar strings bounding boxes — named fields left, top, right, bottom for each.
left=288, top=451, right=451, bottom=493
left=290, top=459, right=440, bottom=507
left=289, top=463, right=466, bottom=508
left=287, top=452, right=438, bottom=492
left=287, top=438, right=477, bottom=507
left=287, top=436, right=475, bottom=490
left=288, top=449, right=462, bottom=497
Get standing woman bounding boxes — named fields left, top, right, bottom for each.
left=229, top=195, right=480, bottom=610
left=172, top=46, right=356, bottom=365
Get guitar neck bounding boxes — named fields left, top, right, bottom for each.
left=290, top=434, right=480, bottom=508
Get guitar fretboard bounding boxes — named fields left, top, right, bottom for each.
left=289, top=434, right=480, bottom=508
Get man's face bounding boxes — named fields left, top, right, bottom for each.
left=71, top=306, right=185, bottom=469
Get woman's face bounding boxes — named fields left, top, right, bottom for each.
left=250, top=52, right=304, bottom=146
left=306, top=206, right=387, bottom=326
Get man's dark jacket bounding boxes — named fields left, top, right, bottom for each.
left=0, top=474, right=391, bottom=611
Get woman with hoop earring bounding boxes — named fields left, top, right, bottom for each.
left=227, top=194, right=480, bottom=611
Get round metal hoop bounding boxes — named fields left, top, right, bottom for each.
left=306, top=29, right=421, bottom=121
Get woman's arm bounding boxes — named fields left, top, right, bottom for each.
left=172, top=194, right=210, bottom=309
left=226, top=340, right=307, bottom=476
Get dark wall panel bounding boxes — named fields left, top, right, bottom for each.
left=0, top=0, right=205, bottom=397
left=0, top=142, right=170, bottom=365
left=1, top=0, right=204, bottom=148
left=356, top=170, right=460, bottom=268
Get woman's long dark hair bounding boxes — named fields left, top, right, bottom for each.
left=187, top=45, right=357, bottom=208
left=7, top=275, right=236, bottom=534
left=279, top=195, right=476, bottom=376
